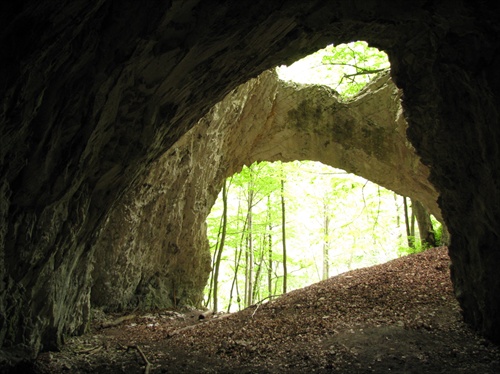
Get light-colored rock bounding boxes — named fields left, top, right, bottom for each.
left=92, top=70, right=439, bottom=311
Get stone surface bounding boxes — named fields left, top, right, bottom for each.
left=1, top=0, right=499, bottom=368
left=91, top=70, right=439, bottom=312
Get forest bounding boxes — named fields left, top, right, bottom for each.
left=204, top=159, right=442, bottom=313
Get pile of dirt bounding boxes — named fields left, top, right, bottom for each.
left=34, top=247, right=500, bottom=373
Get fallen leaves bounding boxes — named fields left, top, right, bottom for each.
left=36, top=247, right=500, bottom=373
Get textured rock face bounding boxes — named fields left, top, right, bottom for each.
left=91, top=70, right=439, bottom=312
left=1, top=0, right=500, bottom=366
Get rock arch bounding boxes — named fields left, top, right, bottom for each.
left=1, top=0, right=499, bottom=367
left=91, top=70, right=440, bottom=312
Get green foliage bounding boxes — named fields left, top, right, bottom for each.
left=277, top=41, right=390, bottom=98
left=205, top=160, right=412, bottom=312
left=207, top=43, right=415, bottom=312
left=398, top=216, right=444, bottom=256
left=431, top=216, right=443, bottom=246
left=321, top=41, right=390, bottom=97
left=397, top=237, right=426, bottom=257
left=204, top=162, right=287, bottom=311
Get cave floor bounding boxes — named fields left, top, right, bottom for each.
left=34, top=247, right=500, bottom=373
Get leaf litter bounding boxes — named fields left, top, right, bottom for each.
left=35, top=247, right=500, bottom=373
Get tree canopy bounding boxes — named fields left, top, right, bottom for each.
left=277, top=41, right=390, bottom=97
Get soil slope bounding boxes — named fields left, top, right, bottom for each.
left=35, top=247, right=500, bottom=373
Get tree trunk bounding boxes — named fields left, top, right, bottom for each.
left=227, top=243, right=243, bottom=313
left=411, top=199, right=437, bottom=248
left=252, top=237, right=265, bottom=302
left=322, top=200, right=330, bottom=280
left=245, top=186, right=254, bottom=307
left=281, top=178, right=287, bottom=294
left=410, top=204, right=416, bottom=240
left=204, top=187, right=226, bottom=309
left=403, top=197, right=415, bottom=249
left=267, top=196, right=273, bottom=300
left=212, top=180, right=228, bottom=312
left=227, top=194, right=246, bottom=313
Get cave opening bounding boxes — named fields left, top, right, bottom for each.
left=193, top=42, right=445, bottom=314
left=90, top=38, right=443, bottom=319
left=276, top=41, right=390, bottom=97
left=204, top=159, right=443, bottom=313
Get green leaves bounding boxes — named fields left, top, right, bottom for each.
left=206, top=160, right=444, bottom=313
left=321, top=41, right=390, bottom=97
left=277, top=41, right=390, bottom=98
left=205, top=160, right=420, bottom=312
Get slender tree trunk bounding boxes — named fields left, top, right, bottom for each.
left=245, top=185, right=254, bottom=307
left=212, top=180, right=228, bottom=312
left=323, top=200, right=330, bottom=280
left=227, top=242, right=244, bottom=313
left=281, top=178, right=287, bottom=294
left=410, top=206, right=416, bottom=239
left=227, top=192, right=245, bottom=313
left=244, top=232, right=249, bottom=307
left=205, top=188, right=226, bottom=309
left=410, top=206, right=416, bottom=250
left=267, top=197, right=273, bottom=299
left=403, top=197, right=415, bottom=249
left=267, top=236, right=273, bottom=298
left=394, top=193, right=403, bottom=243
left=204, top=242, right=217, bottom=308
left=252, top=237, right=265, bottom=303
left=411, top=199, right=437, bottom=248
left=247, top=217, right=253, bottom=306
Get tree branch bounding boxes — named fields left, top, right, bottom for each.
left=128, top=345, right=151, bottom=374
left=343, top=68, right=388, bottom=78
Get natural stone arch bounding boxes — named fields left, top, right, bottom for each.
left=1, top=0, right=499, bottom=366
left=91, top=70, right=439, bottom=312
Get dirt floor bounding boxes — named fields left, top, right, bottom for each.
left=33, top=247, right=500, bottom=373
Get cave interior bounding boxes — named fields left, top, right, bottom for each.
left=1, top=0, right=500, bottom=369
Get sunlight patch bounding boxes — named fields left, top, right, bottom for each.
left=277, top=41, right=390, bottom=97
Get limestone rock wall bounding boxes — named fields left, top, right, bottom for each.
left=90, top=120, right=218, bottom=311
left=91, top=70, right=439, bottom=312
left=389, top=13, right=500, bottom=341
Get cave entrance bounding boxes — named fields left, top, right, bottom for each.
left=90, top=39, right=442, bottom=317
left=205, top=160, right=443, bottom=313
left=202, top=42, right=444, bottom=313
